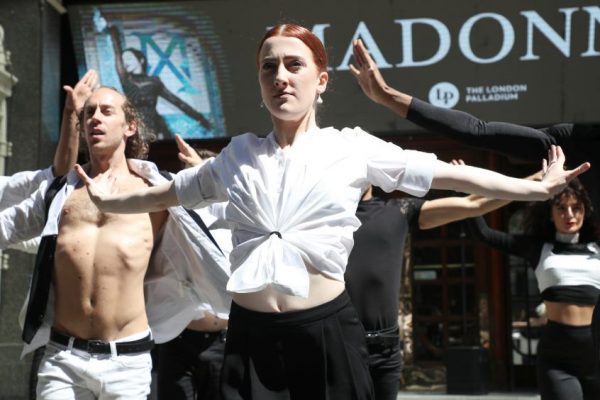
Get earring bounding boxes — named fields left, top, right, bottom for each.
left=260, top=101, right=265, bottom=108
left=316, top=94, right=323, bottom=104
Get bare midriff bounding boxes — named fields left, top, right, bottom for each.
left=545, top=301, right=595, bottom=326
left=232, top=263, right=345, bottom=313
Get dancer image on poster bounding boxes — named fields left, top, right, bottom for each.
left=76, top=24, right=588, bottom=400
left=108, top=25, right=212, bottom=140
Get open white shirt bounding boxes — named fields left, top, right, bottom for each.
left=174, top=127, right=437, bottom=298
left=0, top=167, right=54, bottom=253
left=0, top=167, right=54, bottom=209
left=0, top=161, right=231, bottom=355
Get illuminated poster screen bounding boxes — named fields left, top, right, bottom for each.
left=69, top=3, right=228, bottom=140
left=69, top=1, right=600, bottom=138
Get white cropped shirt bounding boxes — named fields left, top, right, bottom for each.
left=535, top=242, right=600, bottom=293
left=174, top=127, right=437, bottom=298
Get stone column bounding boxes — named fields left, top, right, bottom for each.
left=0, top=24, right=18, bottom=174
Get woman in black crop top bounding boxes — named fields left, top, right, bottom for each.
left=468, top=179, right=600, bottom=400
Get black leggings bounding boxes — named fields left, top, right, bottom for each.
left=537, top=320, right=600, bottom=400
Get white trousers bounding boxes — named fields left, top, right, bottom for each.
left=36, top=331, right=152, bottom=400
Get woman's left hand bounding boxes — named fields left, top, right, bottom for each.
left=175, top=134, right=203, bottom=168
left=541, top=145, right=590, bottom=197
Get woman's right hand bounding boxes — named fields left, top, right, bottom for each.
left=74, top=164, right=116, bottom=210
left=75, top=164, right=179, bottom=214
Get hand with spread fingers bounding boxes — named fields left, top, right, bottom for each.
left=74, top=164, right=116, bottom=209
left=54, top=69, right=100, bottom=177
left=175, top=134, right=203, bottom=168
left=540, top=145, right=591, bottom=197
left=349, top=39, right=392, bottom=106
left=63, top=69, right=99, bottom=114
left=349, top=39, right=413, bottom=117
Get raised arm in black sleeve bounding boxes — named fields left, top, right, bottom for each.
left=467, top=216, right=542, bottom=267
left=541, top=123, right=600, bottom=144
left=407, top=97, right=555, bottom=160
left=406, top=98, right=600, bottom=212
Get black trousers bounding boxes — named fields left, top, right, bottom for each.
left=29, top=346, right=46, bottom=400
left=221, top=291, right=374, bottom=400
left=537, top=320, right=600, bottom=400
left=157, top=328, right=226, bottom=400
left=366, top=337, right=402, bottom=400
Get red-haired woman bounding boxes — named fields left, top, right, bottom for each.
left=76, top=24, right=588, bottom=399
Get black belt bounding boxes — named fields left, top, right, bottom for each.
left=182, top=328, right=227, bottom=343
left=50, top=329, right=154, bottom=355
left=365, top=326, right=401, bottom=348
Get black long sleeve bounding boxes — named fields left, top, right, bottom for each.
left=407, top=98, right=555, bottom=160
left=406, top=97, right=600, bottom=215
left=467, top=216, right=542, bottom=267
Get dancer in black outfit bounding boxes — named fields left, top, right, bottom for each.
left=467, top=179, right=600, bottom=400
left=108, top=26, right=211, bottom=139
left=349, top=38, right=600, bottom=399
left=350, top=39, right=600, bottom=212
left=345, top=177, right=531, bottom=400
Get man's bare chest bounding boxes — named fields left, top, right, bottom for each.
left=61, top=187, right=105, bottom=225
left=60, top=179, right=153, bottom=228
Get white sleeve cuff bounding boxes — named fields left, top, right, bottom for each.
left=396, top=150, right=437, bottom=197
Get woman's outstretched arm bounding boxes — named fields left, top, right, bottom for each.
left=430, top=145, right=589, bottom=201
left=108, top=26, right=128, bottom=86
left=75, top=165, right=179, bottom=213
left=418, top=161, right=542, bottom=230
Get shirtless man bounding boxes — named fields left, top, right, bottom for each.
left=0, top=85, right=231, bottom=399
left=0, top=81, right=229, bottom=393
left=30, top=86, right=166, bottom=398
left=52, top=87, right=166, bottom=338
left=5, top=69, right=99, bottom=400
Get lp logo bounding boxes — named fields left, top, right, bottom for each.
left=428, top=82, right=459, bottom=108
